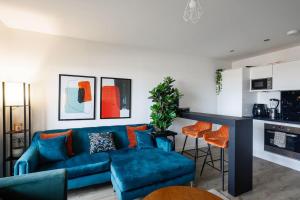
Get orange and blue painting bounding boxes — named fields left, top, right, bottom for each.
left=59, top=74, right=96, bottom=120
left=101, top=77, right=131, bottom=119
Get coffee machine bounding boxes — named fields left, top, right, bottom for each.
left=269, top=99, right=280, bottom=119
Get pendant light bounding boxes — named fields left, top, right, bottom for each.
left=183, top=0, right=204, bottom=24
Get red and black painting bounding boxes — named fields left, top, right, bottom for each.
left=100, top=77, right=131, bottom=119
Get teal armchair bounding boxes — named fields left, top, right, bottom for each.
left=0, top=169, right=67, bottom=200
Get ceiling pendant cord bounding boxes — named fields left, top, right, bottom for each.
left=183, top=0, right=204, bottom=24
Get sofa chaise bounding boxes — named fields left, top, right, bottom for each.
left=14, top=124, right=195, bottom=200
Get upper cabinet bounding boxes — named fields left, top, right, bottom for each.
left=250, top=64, right=273, bottom=80
left=273, top=60, right=300, bottom=91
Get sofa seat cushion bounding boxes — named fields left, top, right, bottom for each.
left=110, top=148, right=195, bottom=192
left=38, top=152, right=110, bottom=179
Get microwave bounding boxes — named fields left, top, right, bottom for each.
left=251, top=78, right=272, bottom=90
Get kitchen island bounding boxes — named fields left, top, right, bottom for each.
left=179, top=111, right=253, bottom=196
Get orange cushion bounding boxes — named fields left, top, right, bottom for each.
left=126, top=125, right=147, bottom=148
left=40, top=130, right=74, bottom=156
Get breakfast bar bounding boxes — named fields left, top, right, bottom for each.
left=179, top=111, right=253, bottom=196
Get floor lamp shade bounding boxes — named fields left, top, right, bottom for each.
left=5, top=82, right=27, bottom=106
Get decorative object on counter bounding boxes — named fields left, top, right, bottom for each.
left=269, top=98, right=280, bottom=120
left=216, top=69, right=223, bottom=95
left=252, top=104, right=268, bottom=118
left=59, top=74, right=96, bottom=121
left=100, top=77, right=131, bottom=119
left=2, top=82, right=31, bottom=177
left=149, top=77, right=182, bottom=132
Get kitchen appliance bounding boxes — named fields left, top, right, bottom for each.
left=252, top=104, right=268, bottom=118
left=269, top=99, right=280, bottom=120
left=251, top=78, right=272, bottom=90
left=281, top=90, right=300, bottom=122
left=265, top=123, right=300, bottom=160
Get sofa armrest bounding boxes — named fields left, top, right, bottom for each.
left=155, top=137, right=173, bottom=152
left=14, top=145, right=39, bottom=175
left=0, top=169, right=67, bottom=200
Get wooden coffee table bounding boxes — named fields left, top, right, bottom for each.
left=144, top=186, right=222, bottom=200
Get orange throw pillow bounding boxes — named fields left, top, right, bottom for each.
left=126, top=125, right=147, bottom=148
left=40, top=130, right=74, bottom=156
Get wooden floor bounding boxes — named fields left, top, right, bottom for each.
left=68, top=148, right=300, bottom=200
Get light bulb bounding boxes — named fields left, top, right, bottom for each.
left=189, top=0, right=196, bottom=8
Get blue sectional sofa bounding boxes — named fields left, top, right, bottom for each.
left=14, top=124, right=195, bottom=200
left=0, top=169, right=67, bottom=200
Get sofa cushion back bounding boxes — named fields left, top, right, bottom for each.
left=32, top=124, right=150, bottom=154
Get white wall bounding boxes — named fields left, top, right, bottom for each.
left=217, top=68, right=243, bottom=117
left=0, top=25, right=223, bottom=174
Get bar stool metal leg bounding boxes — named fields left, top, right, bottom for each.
left=195, top=138, right=198, bottom=162
left=221, top=148, right=225, bottom=191
left=200, top=144, right=210, bottom=176
left=181, top=136, right=188, bottom=154
left=208, top=144, right=214, bottom=167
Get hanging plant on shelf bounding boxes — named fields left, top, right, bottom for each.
left=216, top=69, right=223, bottom=95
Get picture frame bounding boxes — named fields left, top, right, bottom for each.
left=59, top=74, right=96, bottom=121
left=100, top=77, right=131, bottom=119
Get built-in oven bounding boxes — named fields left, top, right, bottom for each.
left=251, top=78, right=272, bottom=90
left=264, top=123, right=300, bottom=160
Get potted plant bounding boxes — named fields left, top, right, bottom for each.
left=149, top=77, right=183, bottom=133
left=216, top=69, right=223, bottom=95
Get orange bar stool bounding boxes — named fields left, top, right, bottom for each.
left=181, top=121, right=214, bottom=164
left=200, top=125, right=229, bottom=191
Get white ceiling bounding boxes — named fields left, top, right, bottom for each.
left=0, top=0, right=300, bottom=61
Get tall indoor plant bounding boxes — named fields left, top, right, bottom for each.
left=149, top=77, right=183, bottom=132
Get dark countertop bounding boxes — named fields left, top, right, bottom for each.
left=251, top=116, right=300, bottom=125
left=179, top=111, right=251, bottom=126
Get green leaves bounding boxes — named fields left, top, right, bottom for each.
left=149, top=76, right=183, bottom=132
left=216, top=69, right=223, bottom=95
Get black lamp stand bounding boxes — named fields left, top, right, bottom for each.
left=2, top=82, right=31, bottom=177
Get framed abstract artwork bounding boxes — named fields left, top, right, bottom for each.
left=59, top=74, right=96, bottom=121
left=100, top=77, right=131, bottom=119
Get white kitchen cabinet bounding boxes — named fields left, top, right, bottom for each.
left=273, top=60, right=300, bottom=91
left=250, top=64, right=273, bottom=80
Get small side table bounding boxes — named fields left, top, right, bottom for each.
left=151, top=130, right=177, bottom=150
left=144, top=186, right=222, bottom=200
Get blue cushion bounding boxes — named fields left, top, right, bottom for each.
left=156, top=137, right=173, bottom=152
left=110, top=148, right=195, bottom=192
left=135, top=129, right=154, bottom=149
left=38, top=152, right=110, bottom=179
left=38, top=136, right=68, bottom=163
